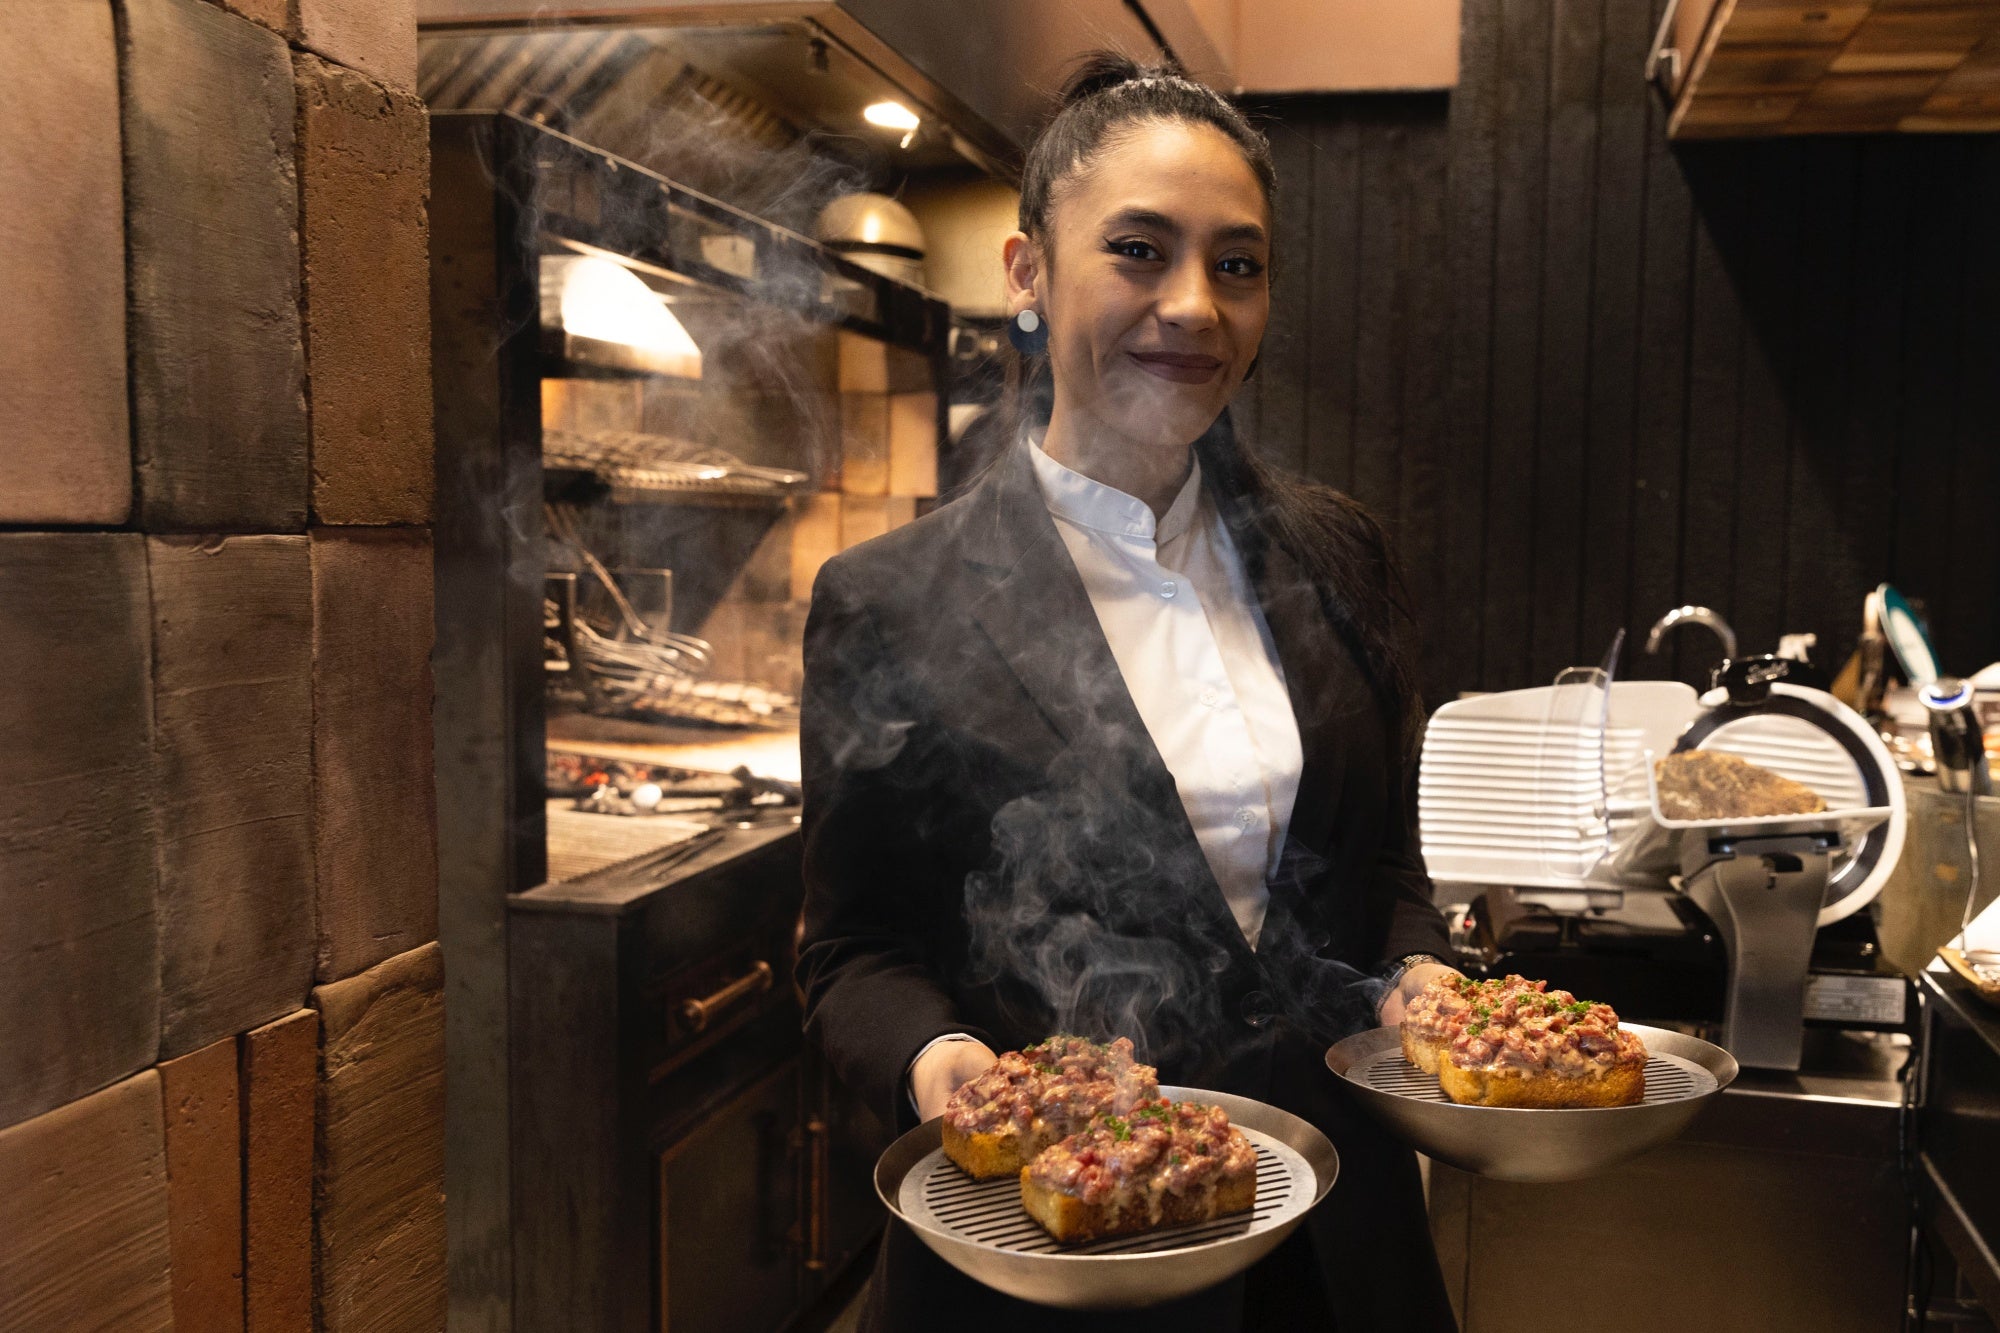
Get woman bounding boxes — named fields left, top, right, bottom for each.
left=798, top=55, right=1461, bottom=1332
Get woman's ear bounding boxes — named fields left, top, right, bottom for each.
left=1001, top=231, right=1041, bottom=315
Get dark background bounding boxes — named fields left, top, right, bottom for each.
left=1234, top=0, right=2000, bottom=711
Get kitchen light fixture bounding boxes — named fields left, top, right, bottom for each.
left=556, top=256, right=702, bottom=379
left=863, top=99, right=922, bottom=148
left=862, top=100, right=920, bottom=131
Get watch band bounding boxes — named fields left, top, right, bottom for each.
left=1382, top=953, right=1444, bottom=991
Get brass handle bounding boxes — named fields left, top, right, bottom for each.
left=803, top=1115, right=830, bottom=1270
left=679, top=960, right=773, bottom=1033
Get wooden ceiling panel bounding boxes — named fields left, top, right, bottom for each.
left=1668, top=0, right=2000, bottom=135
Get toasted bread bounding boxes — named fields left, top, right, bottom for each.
left=1400, top=1024, right=1444, bottom=1075
left=941, top=1118, right=1054, bottom=1180
left=1019, top=1165, right=1257, bottom=1244
left=1437, top=1058, right=1644, bottom=1108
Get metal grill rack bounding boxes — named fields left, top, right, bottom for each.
left=901, top=1131, right=1307, bottom=1258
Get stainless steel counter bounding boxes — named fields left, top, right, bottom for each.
left=1917, top=967, right=2000, bottom=1327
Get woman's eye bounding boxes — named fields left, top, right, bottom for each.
left=1219, top=255, right=1267, bottom=279
left=1106, top=238, right=1161, bottom=261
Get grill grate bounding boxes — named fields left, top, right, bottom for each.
left=1351, top=1050, right=1716, bottom=1105
left=901, top=1129, right=1313, bottom=1257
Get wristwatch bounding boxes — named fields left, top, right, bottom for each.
left=1381, top=953, right=1445, bottom=992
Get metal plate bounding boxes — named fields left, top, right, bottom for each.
left=874, top=1086, right=1338, bottom=1310
left=1346, top=1047, right=1716, bottom=1106
left=1326, top=1024, right=1737, bottom=1183
left=898, top=1127, right=1312, bottom=1256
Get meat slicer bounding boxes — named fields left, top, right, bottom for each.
left=1419, top=656, right=1906, bottom=1071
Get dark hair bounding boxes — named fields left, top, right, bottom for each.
left=1018, top=53, right=1276, bottom=244
left=1004, top=52, right=1423, bottom=739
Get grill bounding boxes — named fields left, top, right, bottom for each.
left=1326, top=1023, right=1737, bottom=1183
left=875, top=1086, right=1338, bottom=1310
left=900, top=1130, right=1311, bottom=1258
left=1347, top=1049, right=1717, bottom=1105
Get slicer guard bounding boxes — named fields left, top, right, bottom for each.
left=1641, top=681, right=1897, bottom=1069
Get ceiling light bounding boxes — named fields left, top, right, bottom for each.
left=863, top=100, right=921, bottom=132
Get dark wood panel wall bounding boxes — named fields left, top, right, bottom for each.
left=1236, top=0, right=2000, bottom=709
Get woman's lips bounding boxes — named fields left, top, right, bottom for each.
left=1128, top=351, right=1224, bottom=384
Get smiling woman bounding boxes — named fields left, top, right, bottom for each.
left=796, top=52, right=1461, bottom=1333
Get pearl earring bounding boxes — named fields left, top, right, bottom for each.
left=1007, top=307, right=1048, bottom=356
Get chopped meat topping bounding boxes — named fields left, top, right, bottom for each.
left=943, top=1035, right=1158, bottom=1136
left=1025, top=1098, right=1256, bottom=1209
left=1441, top=981, right=1646, bottom=1076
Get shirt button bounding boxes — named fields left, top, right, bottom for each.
left=1199, top=686, right=1219, bottom=708
left=1159, top=580, right=1177, bottom=599
left=1236, top=808, right=1258, bottom=829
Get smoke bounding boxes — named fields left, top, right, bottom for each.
left=425, top=24, right=1403, bottom=1067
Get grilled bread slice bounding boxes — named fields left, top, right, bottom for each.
left=941, top=1117, right=1055, bottom=1180
left=1437, top=1058, right=1644, bottom=1108
left=1020, top=1161, right=1257, bottom=1245
left=1434, top=985, right=1649, bottom=1109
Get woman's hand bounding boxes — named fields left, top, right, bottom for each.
left=910, top=1038, right=999, bottom=1121
left=1376, top=962, right=1462, bottom=1026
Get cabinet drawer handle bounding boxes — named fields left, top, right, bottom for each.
left=680, top=960, right=773, bottom=1033
left=804, top=1115, right=830, bottom=1271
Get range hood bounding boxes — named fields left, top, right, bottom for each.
left=416, top=0, right=1167, bottom=174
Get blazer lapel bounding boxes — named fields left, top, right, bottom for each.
left=1243, top=527, right=1371, bottom=863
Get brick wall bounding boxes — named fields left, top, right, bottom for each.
left=0, top=1, right=442, bottom=1329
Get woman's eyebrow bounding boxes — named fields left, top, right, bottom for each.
left=1102, top=207, right=1267, bottom=246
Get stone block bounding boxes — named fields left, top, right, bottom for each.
left=212, top=0, right=292, bottom=34
left=152, top=536, right=316, bottom=1058
left=840, top=495, right=891, bottom=548
left=297, top=0, right=417, bottom=94
left=160, top=1039, right=246, bottom=1332
left=313, top=943, right=446, bottom=1333
left=887, top=391, right=939, bottom=497
left=312, top=528, right=438, bottom=981
left=0, top=534, right=158, bottom=1130
left=791, top=493, right=842, bottom=598
left=297, top=52, right=434, bottom=525
left=0, top=0, right=130, bottom=524
left=839, top=393, right=891, bottom=495
left=123, top=0, right=307, bottom=531
left=243, top=1011, right=317, bottom=1333
left=0, top=1073, right=172, bottom=1330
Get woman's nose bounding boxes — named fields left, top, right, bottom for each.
left=1157, top=261, right=1220, bottom=329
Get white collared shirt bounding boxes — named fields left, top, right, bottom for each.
left=1028, top=440, right=1303, bottom=949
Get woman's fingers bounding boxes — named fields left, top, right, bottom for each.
left=1376, top=963, right=1462, bottom=1026
left=912, top=1039, right=1000, bottom=1120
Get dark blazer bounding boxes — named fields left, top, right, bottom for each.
left=797, top=436, right=1456, bottom=1331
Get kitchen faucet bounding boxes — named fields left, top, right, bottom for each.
left=1644, top=606, right=1738, bottom=661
